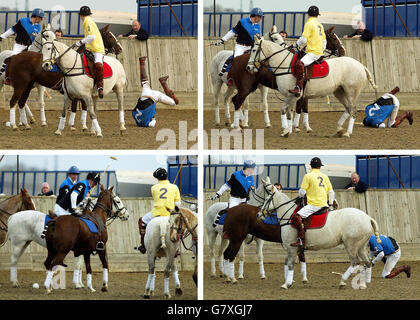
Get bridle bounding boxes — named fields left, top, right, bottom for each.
left=248, top=182, right=277, bottom=208
left=92, top=191, right=128, bottom=227
left=170, top=209, right=197, bottom=252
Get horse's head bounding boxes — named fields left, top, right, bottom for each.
left=170, top=206, right=197, bottom=243
left=248, top=176, right=276, bottom=207
left=21, top=188, right=36, bottom=211
left=97, top=185, right=129, bottom=221
left=100, top=24, right=123, bottom=55
left=39, top=29, right=58, bottom=71
left=267, top=25, right=285, bottom=46
left=261, top=185, right=294, bottom=218
left=325, top=26, right=346, bottom=57
left=246, top=34, right=263, bottom=73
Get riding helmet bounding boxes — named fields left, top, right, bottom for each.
left=79, top=6, right=92, bottom=16
left=244, top=160, right=256, bottom=169
left=310, top=157, right=324, bottom=168
left=68, top=165, right=80, bottom=175
left=153, top=168, right=168, bottom=180
left=87, top=172, right=100, bottom=184
left=31, top=8, right=45, bottom=18
left=307, top=5, right=320, bottom=17
left=250, top=8, right=264, bottom=17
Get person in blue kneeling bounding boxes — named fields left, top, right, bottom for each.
left=363, top=86, right=413, bottom=128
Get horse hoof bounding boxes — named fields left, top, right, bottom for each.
left=12, top=281, right=20, bottom=288
left=336, top=127, right=344, bottom=136
left=238, top=274, right=244, bottom=279
left=225, top=120, right=231, bottom=126
left=101, top=285, right=108, bottom=292
left=231, top=278, right=238, bottom=284
left=82, top=126, right=88, bottom=132
left=306, top=127, right=313, bottom=133
left=12, top=125, right=18, bottom=131
left=54, top=130, right=62, bottom=136
left=342, top=132, right=350, bottom=138
left=41, top=122, right=47, bottom=127
left=359, top=284, right=367, bottom=290
left=265, top=123, right=271, bottom=128
left=210, top=273, right=216, bottom=279
left=281, top=283, right=291, bottom=290
left=215, top=122, right=221, bottom=128
left=18, top=122, right=23, bottom=127
left=70, top=126, right=76, bottom=131
left=88, top=287, right=96, bottom=292
left=175, top=287, right=183, bottom=296
left=339, top=281, right=346, bottom=288
left=281, top=130, right=289, bottom=138
left=24, top=124, right=31, bottom=130
left=260, top=275, right=266, bottom=280
left=120, top=129, right=126, bottom=136
left=97, top=133, right=103, bottom=138
left=294, top=127, right=301, bottom=132
left=302, top=278, right=308, bottom=283
left=29, top=117, right=36, bottom=124
left=143, top=294, right=150, bottom=299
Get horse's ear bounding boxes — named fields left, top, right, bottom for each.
left=261, top=177, right=267, bottom=185
left=100, top=184, right=104, bottom=192
left=266, top=176, right=271, bottom=184
left=326, top=26, right=334, bottom=34
left=108, top=186, right=114, bottom=192
left=46, top=23, right=51, bottom=31
left=254, top=34, right=261, bottom=42
left=270, top=25, right=278, bottom=34
left=103, top=24, right=110, bottom=32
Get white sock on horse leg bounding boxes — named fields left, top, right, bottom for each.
left=173, top=270, right=180, bottom=287
left=288, top=119, right=293, bottom=133
left=239, top=109, right=244, bottom=121
left=119, top=110, right=125, bottom=124
left=40, top=107, right=46, bottom=123
left=164, top=277, right=170, bottom=294
left=219, top=256, right=224, bottom=273
left=233, top=110, right=240, bottom=127
left=259, top=261, right=265, bottom=277
left=150, top=273, right=156, bottom=292
left=281, top=114, right=288, bottom=129
left=294, top=113, right=301, bottom=127
left=244, top=110, right=249, bottom=123
left=68, top=112, right=76, bottom=126
left=223, top=259, right=229, bottom=276
left=264, top=110, right=270, bottom=124
left=87, top=273, right=93, bottom=288
left=24, top=104, right=33, bottom=118
left=300, top=262, right=307, bottom=275
left=58, top=117, right=66, bottom=130
left=81, top=110, right=87, bottom=125
left=73, top=269, right=80, bottom=284
left=238, top=261, right=244, bottom=277
left=10, top=108, right=16, bottom=126
left=18, top=108, right=25, bottom=125
left=338, top=113, right=350, bottom=127
left=145, top=274, right=153, bottom=289
left=366, top=267, right=372, bottom=283
left=284, top=265, right=288, bottom=281
left=228, top=261, right=235, bottom=279
left=211, top=258, right=216, bottom=274
left=10, top=266, right=17, bottom=283
left=92, top=119, right=102, bottom=134
left=44, top=270, right=54, bottom=288
left=103, top=268, right=108, bottom=285
left=342, top=265, right=355, bottom=281
left=303, top=112, right=309, bottom=127
left=286, top=269, right=294, bottom=286
left=347, top=117, right=355, bottom=134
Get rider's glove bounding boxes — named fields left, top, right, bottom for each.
left=215, top=39, right=224, bottom=46
left=211, top=192, right=221, bottom=200
left=74, top=40, right=83, bottom=47
left=292, top=42, right=298, bottom=48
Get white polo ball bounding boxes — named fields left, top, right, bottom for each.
left=32, top=283, right=39, bottom=289
left=5, top=121, right=10, bottom=127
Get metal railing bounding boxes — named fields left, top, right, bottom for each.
left=204, top=11, right=307, bottom=38
left=167, top=155, right=198, bottom=198
left=0, top=170, right=118, bottom=196
left=0, top=10, right=83, bottom=37
left=204, top=163, right=306, bottom=190
left=137, top=0, right=198, bottom=36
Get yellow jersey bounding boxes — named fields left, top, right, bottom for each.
left=301, top=16, right=325, bottom=56
left=300, top=168, right=333, bottom=207
left=151, top=180, right=181, bottom=217
left=83, top=16, right=105, bottom=55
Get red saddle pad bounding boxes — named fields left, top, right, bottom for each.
left=291, top=206, right=329, bottom=229
left=291, top=53, right=329, bottom=79
left=83, top=54, right=113, bottom=79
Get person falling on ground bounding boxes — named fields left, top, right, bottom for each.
left=75, top=6, right=106, bottom=98
left=289, top=5, right=326, bottom=97
left=131, top=56, right=179, bottom=127
left=291, top=157, right=334, bottom=248
left=215, top=8, right=263, bottom=86
left=135, top=168, right=181, bottom=253
left=363, top=86, right=413, bottom=128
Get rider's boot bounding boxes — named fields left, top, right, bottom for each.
left=95, top=62, right=104, bottom=99
left=290, top=213, right=305, bottom=248
left=288, top=60, right=304, bottom=97
left=134, top=217, right=147, bottom=254
left=392, top=111, right=413, bottom=127
left=386, top=265, right=411, bottom=278
left=139, top=56, right=148, bottom=85
left=159, top=75, right=179, bottom=105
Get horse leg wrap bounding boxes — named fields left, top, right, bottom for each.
left=281, top=114, right=288, bottom=129
left=347, top=117, right=355, bottom=135
left=238, top=261, right=244, bottom=278
left=164, top=277, right=170, bottom=295
left=259, top=261, right=265, bottom=278
left=44, top=270, right=54, bottom=288
left=338, top=112, right=350, bottom=127
left=19, top=108, right=28, bottom=125
left=58, top=117, right=66, bottom=130
left=232, top=110, right=240, bottom=128
left=300, top=262, right=307, bottom=276
left=92, top=119, right=102, bottom=135
left=119, top=110, right=125, bottom=124
left=68, top=112, right=76, bottom=126
left=228, top=261, right=235, bottom=280
left=103, top=268, right=108, bottom=285
left=342, top=265, right=355, bottom=281
left=173, top=270, right=180, bottom=287
left=81, top=110, right=87, bottom=126
left=303, top=113, right=310, bottom=128
left=24, top=104, right=34, bottom=119
left=87, top=273, right=93, bottom=289
left=286, top=269, right=294, bottom=286
left=284, top=265, right=288, bottom=282
left=10, top=108, right=16, bottom=126
left=293, top=113, right=301, bottom=128
left=10, top=266, right=17, bottom=283
left=73, top=269, right=80, bottom=284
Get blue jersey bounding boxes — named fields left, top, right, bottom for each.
left=369, top=235, right=398, bottom=256
left=132, top=99, right=156, bottom=127
left=12, top=17, right=41, bottom=46
left=364, top=103, right=394, bottom=127
left=232, top=18, right=261, bottom=46
left=56, top=177, right=76, bottom=203
left=226, top=170, right=255, bottom=199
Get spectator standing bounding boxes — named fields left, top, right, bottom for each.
left=119, top=20, right=149, bottom=41
left=345, top=172, right=368, bottom=193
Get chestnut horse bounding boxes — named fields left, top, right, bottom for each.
left=43, top=186, right=129, bottom=293
left=5, top=25, right=122, bottom=131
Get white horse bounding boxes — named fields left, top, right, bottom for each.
left=247, top=35, right=377, bottom=138
left=143, top=214, right=183, bottom=299
left=205, top=179, right=280, bottom=282
left=209, top=27, right=285, bottom=129
left=261, top=179, right=381, bottom=290
left=6, top=195, right=126, bottom=288
left=38, top=27, right=127, bottom=137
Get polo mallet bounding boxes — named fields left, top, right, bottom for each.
left=88, top=156, right=118, bottom=197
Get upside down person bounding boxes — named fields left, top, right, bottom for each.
left=131, top=56, right=179, bottom=127
left=363, top=86, right=413, bottom=128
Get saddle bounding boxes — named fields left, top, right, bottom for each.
left=80, top=48, right=113, bottom=79
left=291, top=51, right=329, bottom=81
left=77, top=212, right=106, bottom=251
left=292, top=205, right=329, bottom=230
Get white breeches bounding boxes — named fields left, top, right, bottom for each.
left=300, top=53, right=322, bottom=67
left=54, top=204, right=70, bottom=216
left=93, top=52, right=103, bottom=64
left=234, top=43, right=251, bottom=58
left=381, top=249, right=401, bottom=278
left=141, top=81, right=175, bottom=106
left=142, top=211, right=153, bottom=225
left=297, top=204, right=323, bottom=218
left=228, top=196, right=247, bottom=208
left=11, top=43, right=28, bottom=56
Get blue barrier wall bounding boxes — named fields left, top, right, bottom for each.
left=362, top=0, right=420, bottom=36
left=0, top=170, right=117, bottom=196
left=204, top=11, right=307, bottom=38
left=356, top=155, right=420, bottom=188
left=138, top=0, right=197, bottom=36
left=167, top=156, right=197, bottom=198
left=204, top=163, right=306, bottom=190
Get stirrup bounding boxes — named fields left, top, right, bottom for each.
left=96, top=241, right=105, bottom=251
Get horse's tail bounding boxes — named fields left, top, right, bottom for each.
left=364, top=66, right=378, bottom=90
left=370, top=217, right=382, bottom=244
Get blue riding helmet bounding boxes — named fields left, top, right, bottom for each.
left=68, top=166, right=80, bottom=175
left=31, top=8, right=45, bottom=18
left=250, top=8, right=264, bottom=17
left=244, top=160, right=256, bottom=169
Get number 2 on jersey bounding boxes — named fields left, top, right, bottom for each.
left=317, top=176, right=324, bottom=187
left=159, top=187, right=168, bottom=199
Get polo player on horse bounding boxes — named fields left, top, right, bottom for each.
left=289, top=5, right=326, bottom=97
left=215, top=8, right=263, bottom=86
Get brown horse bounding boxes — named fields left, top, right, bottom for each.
left=43, top=186, right=128, bottom=293
left=0, top=189, right=35, bottom=246
left=229, top=26, right=345, bottom=128
left=6, top=25, right=122, bottom=130
left=170, top=206, right=198, bottom=286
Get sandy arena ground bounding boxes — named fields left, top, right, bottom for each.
left=0, top=109, right=197, bottom=150
left=204, top=261, right=419, bottom=300
left=204, top=110, right=420, bottom=149
left=0, top=269, right=197, bottom=300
